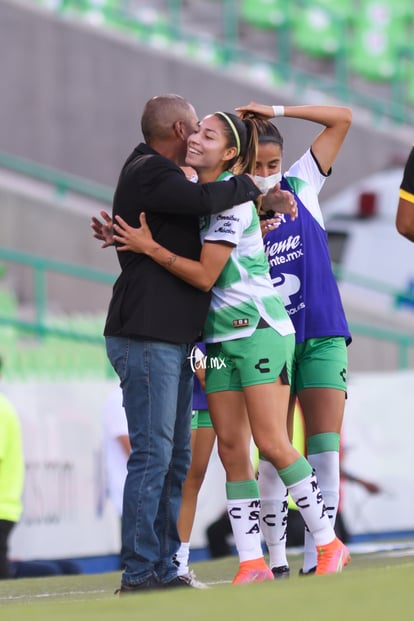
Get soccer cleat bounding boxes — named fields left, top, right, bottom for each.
left=315, top=537, right=350, bottom=575
left=232, top=557, right=274, bottom=585
left=271, top=565, right=290, bottom=579
left=298, top=566, right=316, bottom=576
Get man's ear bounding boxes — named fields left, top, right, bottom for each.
left=173, top=120, right=186, bottom=141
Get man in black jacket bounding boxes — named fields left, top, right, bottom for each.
left=102, top=94, right=294, bottom=594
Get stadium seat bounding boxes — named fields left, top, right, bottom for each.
left=60, top=0, right=150, bottom=40
left=239, top=0, right=288, bottom=30
left=290, top=0, right=351, bottom=59
left=347, top=2, right=408, bottom=81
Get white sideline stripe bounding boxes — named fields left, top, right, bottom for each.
left=0, top=589, right=107, bottom=601
left=0, top=583, right=235, bottom=602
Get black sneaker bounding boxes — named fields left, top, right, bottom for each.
left=298, top=566, right=316, bottom=576
left=115, top=576, right=160, bottom=595
left=271, top=565, right=290, bottom=579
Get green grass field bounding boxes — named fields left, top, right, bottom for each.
left=1, top=542, right=413, bottom=621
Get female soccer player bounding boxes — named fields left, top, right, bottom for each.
left=236, top=102, right=352, bottom=577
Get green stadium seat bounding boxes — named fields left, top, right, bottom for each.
left=347, top=2, right=408, bottom=81
left=290, top=0, right=351, bottom=59
left=239, top=0, right=288, bottom=30
left=60, top=0, right=148, bottom=39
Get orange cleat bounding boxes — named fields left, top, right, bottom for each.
left=232, top=557, right=274, bottom=585
left=315, top=537, right=351, bottom=575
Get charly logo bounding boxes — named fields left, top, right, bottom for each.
left=188, top=346, right=227, bottom=373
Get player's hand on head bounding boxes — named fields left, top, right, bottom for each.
left=235, top=102, right=274, bottom=119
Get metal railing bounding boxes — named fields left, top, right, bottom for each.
left=0, top=151, right=113, bottom=204
left=0, top=247, right=116, bottom=327
left=0, top=247, right=413, bottom=377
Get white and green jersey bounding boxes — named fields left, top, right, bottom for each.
left=200, top=172, right=295, bottom=343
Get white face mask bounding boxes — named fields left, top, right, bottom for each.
left=254, top=170, right=282, bottom=194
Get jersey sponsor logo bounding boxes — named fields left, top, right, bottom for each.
left=213, top=214, right=239, bottom=236
left=287, top=301, right=306, bottom=315
left=216, top=214, right=240, bottom=223
left=271, top=272, right=301, bottom=306
left=264, top=234, right=302, bottom=259
left=254, top=358, right=270, bottom=374
left=268, top=247, right=303, bottom=267
left=214, top=226, right=236, bottom=235
left=265, top=234, right=304, bottom=268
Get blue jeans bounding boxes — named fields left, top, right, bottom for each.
left=105, top=337, right=193, bottom=586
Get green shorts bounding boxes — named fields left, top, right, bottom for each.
left=291, top=336, right=348, bottom=394
left=205, top=327, right=295, bottom=394
left=191, top=409, right=213, bottom=430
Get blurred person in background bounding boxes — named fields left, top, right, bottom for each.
left=396, top=145, right=414, bottom=242
left=0, top=355, right=24, bottom=579
left=102, top=385, right=130, bottom=569
left=102, top=386, right=130, bottom=523
left=0, top=356, right=81, bottom=578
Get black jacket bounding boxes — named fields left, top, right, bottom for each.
left=104, top=143, right=260, bottom=344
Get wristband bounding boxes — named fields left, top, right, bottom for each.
left=272, top=105, right=285, bottom=117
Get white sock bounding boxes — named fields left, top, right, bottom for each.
left=258, top=459, right=289, bottom=568
left=302, top=451, right=340, bottom=572
left=288, top=469, right=336, bottom=548
left=175, top=541, right=190, bottom=576
left=227, top=497, right=263, bottom=562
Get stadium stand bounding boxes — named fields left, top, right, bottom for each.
left=24, top=0, right=414, bottom=125
left=1, top=0, right=414, bottom=382
left=0, top=251, right=114, bottom=381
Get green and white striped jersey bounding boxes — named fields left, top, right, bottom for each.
left=200, top=172, right=295, bottom=343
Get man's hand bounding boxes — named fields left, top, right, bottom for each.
left=90, top=210, right=114, bottom=248
left=261, top=185, right=298, bottom=220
